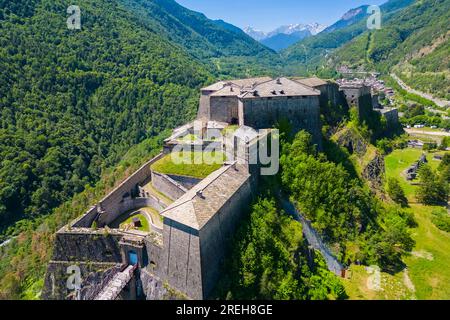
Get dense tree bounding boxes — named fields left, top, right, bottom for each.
left=214, top=197, right=346, bottom=300
left=416, top=165, right=449, bottom=205
left=0, top=0, right=215, bottom=231
left=387, top=178, right=408, bottom=207
left=280, top=131, right=414, bottom=271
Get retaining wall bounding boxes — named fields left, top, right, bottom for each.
left=99, top=197, right=165, bottom=227
left=97, top=153, right=164, bottom=222
left=151, top=171, right=187, bottom=201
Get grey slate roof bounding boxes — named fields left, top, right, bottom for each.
left=239, top=77, right=320, bottom=99
left=201, top=77, right=272, bottom=92
left=292, top=77, right=328, bottom=88
left=161, top=163, right=250, bottom=230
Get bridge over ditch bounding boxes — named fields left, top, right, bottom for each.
left=94, top=265, right=137, bottom=300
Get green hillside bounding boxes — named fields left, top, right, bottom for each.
left=0, top=0, right=284, bottom=235
left=281, top=0, right=414, bottom=75
left=122, top=0, right=282, bottom=77
left=329, top=0, right=450, bottom=99
left=0, top=0, right=279, bottom=299
left=0, top=0, right=211, bottom=232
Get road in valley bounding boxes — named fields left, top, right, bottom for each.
left=405, top=128, right=450, bottom=137
left=391, top=73, right=450, bottom=108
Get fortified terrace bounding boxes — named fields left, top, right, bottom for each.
left=42, top=76, right=393, bottom=300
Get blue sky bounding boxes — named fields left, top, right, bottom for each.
left=176, top=0, right=387, bottom=31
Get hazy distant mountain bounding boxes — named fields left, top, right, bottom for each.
left=267, top=23, right=327, bottom=38
left=245, top=23, right=327, bottom=51
left=282, top=0, right=415, bottom=71
left=321, top=5, right=370, bottom=33
left=243, top=26, right=267, bottom=41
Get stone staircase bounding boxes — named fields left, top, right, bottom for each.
left=94, top=265, right=136, bottom=300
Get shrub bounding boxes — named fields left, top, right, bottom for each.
left=431, top=208, right=450, bottom=233
left=386, top=178, right=408, bottom=207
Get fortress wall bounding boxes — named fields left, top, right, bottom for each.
left=167, top=174, right=202, bottom=190
left=197, top=92, right=212, bottom=120
left=42, top=261, right=121, bottom=300
left=145, top=238, right=164, bottom=277
left=382, top=109, right=399, bottom=127
left=72, top=206, right=98, bottom=228
left=164, top=141, right=223, bottom=154
left=98, top=197, right=166, bottom=227
left=98, top=153, right=164, bottom=220
left=372, top=94, right=381, bottom=109
left=151, top=171, right=188, bottom=201
left=242, top=96, right=321, bottom=144
left=210, top=96, right=239, bottom=123
left=342, top=87, right=364, bottom=107
left=319, top=83, right=348, bottom=110
left=51, top=231, right=123, bottom=263
left=199, top=176, right=253, bottom=298
left=357, top=94, right=375, bottom=121
left=140, top=269, right=188, bottom=300
left=162, top=220, right=203, bottom=300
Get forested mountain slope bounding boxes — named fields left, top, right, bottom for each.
left=122, top=0, right=281, bottom=76
left=0, top=0, right=216, bottom=230
left=281, top=0, right=415, bottom=75
left=330, top=0, right=450, bottom=100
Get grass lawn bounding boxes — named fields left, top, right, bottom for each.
left=385, top=148, right=443, bottom=199
left=342, top=265, right=414, bottom=300
left=119, top=212, right=150, bottom=232
left=151, top=151, right=225, bottom=179
left=403, top=204, right=450, bottom=299
left=344, top=147, right=450, bottom=300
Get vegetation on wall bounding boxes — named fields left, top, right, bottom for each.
left=214, top=196, right=346, bottom=300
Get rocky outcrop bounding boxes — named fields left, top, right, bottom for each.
left=362, top=151, right=385, bottom=192
left=334, top=126, right=385, bottom=192
left=335, top=127, right=367, bottom=156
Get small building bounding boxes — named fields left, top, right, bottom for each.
left=378, top=108, right=399, bottom=128
left=132, top=217, right=142, bottom=228
left=405, top=154, right=427, bottom=180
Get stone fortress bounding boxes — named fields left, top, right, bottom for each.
left=42, top=76, right=396, bottom=300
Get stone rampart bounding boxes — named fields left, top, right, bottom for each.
left=199, top=175, right=253, bottom=298
left=98, top=153, right=164, bottom=219
left=42, top=261, right=122, bottom=300
left=241, top=96, right=321, bottom=145
left=151, top=171, right=188, bottom=201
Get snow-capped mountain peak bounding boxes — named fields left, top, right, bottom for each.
left=244, top=22, right=327, bottom=42
left=243, top=26, right=267, bottom=41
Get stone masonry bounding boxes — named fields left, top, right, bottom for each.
left=43, top=76, right=364, bottom=300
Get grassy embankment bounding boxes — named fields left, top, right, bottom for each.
left=343, top=147, right=450, bottom=300
left=151, top=151, right=225, bottom=179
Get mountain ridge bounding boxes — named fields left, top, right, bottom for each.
left=244, top=23, right=327, bottom=51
